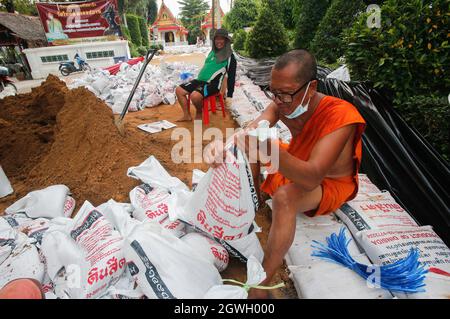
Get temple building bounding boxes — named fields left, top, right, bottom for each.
left=150, top=0, right=188, bottom=45
left=201, top=0, right=225, bottom=40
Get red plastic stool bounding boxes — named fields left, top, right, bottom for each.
left=187, top=92, right=226, bottom=125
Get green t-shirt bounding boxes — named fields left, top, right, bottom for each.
left=197, top=50, right=228, bottom=82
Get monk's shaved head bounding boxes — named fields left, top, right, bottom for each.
left=273, top=49, right=317, bottom=84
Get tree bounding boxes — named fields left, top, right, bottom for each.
left=178, top=0, right=209, bottom=44
left=232, top=29, right=247, bottom=51
left=294, top=0, right=331, bottom=50
left=137, top=15, right=149, bottom=48
left=126, top=14, right=142, bottom=46
left=246, top=3, right=288, bottom=59
left=310, top=0, right=365, bottom=64
left=147, top=0, right=157, bottom=24
left=223, top=0, right=258, bottom=33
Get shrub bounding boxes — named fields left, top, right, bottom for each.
left=344, top=0, right=449, bottom=161
left=126, top=14, right=142, bottom=47
left=402, top=95, right=449, bottom=162
left=232, top=29, right=247, bottom=51
left=121, top=25, right=131, bottom=41
left=223, top=0, right=259, bottom=33
left=129, top=43, right=139, bottom=58
left=310, top=0, right=365, bottom=64
left=343, top=0, right=449, bottom=101
left=294, top=0, right=332, bottom=50
left=246, top=4, right=288, bottom=59
left=137, top=16, right=150, bottom=48
left=137, top=46, right=148, bottom=56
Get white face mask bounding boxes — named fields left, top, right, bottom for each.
left=285, top=81, right=312, bottom=120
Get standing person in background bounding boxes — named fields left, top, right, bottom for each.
left=175, top=28, right=236, bottom=122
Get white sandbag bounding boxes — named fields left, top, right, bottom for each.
left=64, top=196, right=76, bottom=218
left=129, top=183, right=186, bottom=237
left=96, top=199, right=140, bottom=238
left=5, top=185, right=72, bottom=219
left=336, top=192, right=418, bottom=237
left=0, top=165, right=13, bottom=198
left=181, top=232, right=229, bottom=272
left=326, top=65, right=351, bottom=82
left=127, top=156, right=189, bottom=192
left=17, top=217, right=50, bottom=248
left=91, top=77, right=109, bottom=94
left=357, top=226, right=450, bottom=299
left=0, top=85, right=16, bottom=99
left=0, top=218, right=16, bottom=265
left=40, top=201, right=126, bottom=299
left=129, top=183, right=172, bottom=224
left=0, top=231, right=45, bottom=289
left=124, top=222, right=222, bottom=299
left=159, top=216, right=186, bottom=238
left=288, top=258, right=392, bottom=299
left=180, top=147, right=259, bottom=240
left=102, top=270, right=145, bottom=299
left=192, top=169, right=206, bottom=191
left=358, top=174, right=381, bottom=194
left=204, top=255, right=266, bottom=299
left=162, top=92, right=176, bottom=105
left=1, top=212, right=30, bottom=229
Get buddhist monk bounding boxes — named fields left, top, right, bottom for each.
left=205, top=49, right=366, bottom=299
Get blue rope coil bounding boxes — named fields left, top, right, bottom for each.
left=311, top=227, right=428, bottom=293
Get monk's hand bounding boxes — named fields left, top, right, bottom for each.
left=258, top=138, right=281, bottom=173
left=204, top=140, right=226, bottom=168
left=234, top=129, right=260, bottom=164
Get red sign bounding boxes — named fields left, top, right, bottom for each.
left=36, top=0, right=122, bottom=45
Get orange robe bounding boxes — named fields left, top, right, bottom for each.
left=261, top=95, right=366, bottom=217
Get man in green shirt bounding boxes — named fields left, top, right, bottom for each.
left=175, top=28, right=237, bottom=121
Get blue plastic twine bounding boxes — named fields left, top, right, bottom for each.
left=310, top=227, right=428, bottom=293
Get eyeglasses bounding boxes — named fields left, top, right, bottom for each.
left=263, top=80, right=311, bottom=103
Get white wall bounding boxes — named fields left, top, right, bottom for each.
left=23, top=40, right=130, bottom=79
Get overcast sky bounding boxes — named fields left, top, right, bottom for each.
left=157, top=0, right=231, bottom=19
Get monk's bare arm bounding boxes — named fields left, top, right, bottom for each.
left=276, top=125, right=357, bottom=191
left=246, top=102, right=280, bottom=130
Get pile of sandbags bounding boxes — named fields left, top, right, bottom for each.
left=1, top=156, right=270, bottom=299
left=163, top=45, right=210, bottom=55
left=68, top=60, right=199, bottom=113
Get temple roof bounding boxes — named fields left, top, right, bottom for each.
left=151, top=0, right=188, bottom=34
left=201, top=0, right=225, bottom=29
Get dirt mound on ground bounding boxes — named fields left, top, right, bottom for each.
left=0, top=75, right=67, bottom=180
left=0, top=75, right=169, bottom=208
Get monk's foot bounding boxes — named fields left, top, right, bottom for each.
left=247, top=288, right=270, bottom=299
left=176, top=116, right=192, bottom=122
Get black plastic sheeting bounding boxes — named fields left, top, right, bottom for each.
left=317, top=78, right=450, bottom=245
left=237, top=55, right=450, bottom=244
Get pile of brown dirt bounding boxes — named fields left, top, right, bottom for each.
left=0, top=75, right=67, bottom=181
